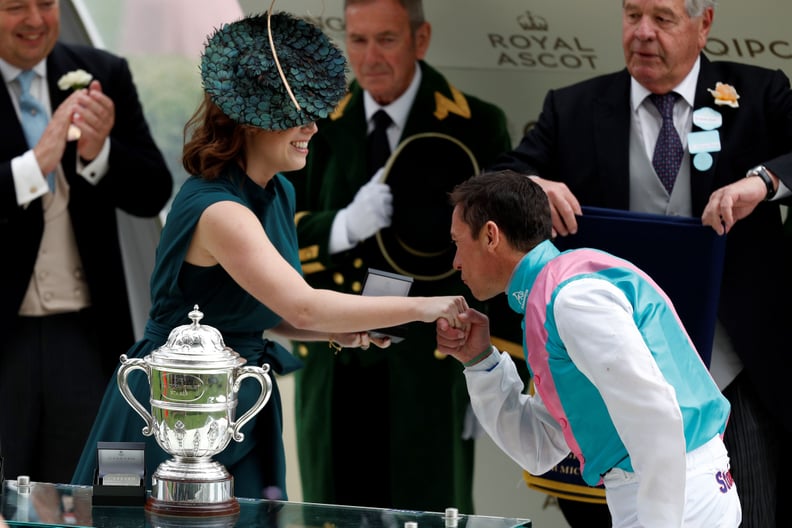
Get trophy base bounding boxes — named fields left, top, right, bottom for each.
left=145, top=458, right=240, bottom=518
left=145, top=496, right=240, bottom=517
left=146, top=502, right=240, bottom=528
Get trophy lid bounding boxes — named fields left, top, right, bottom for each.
left=148, top=305, right=246, bottom=369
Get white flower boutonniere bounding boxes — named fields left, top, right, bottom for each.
left=57, top=69, right=93, bottom=91
left=57, top=69, right=93, bottom=140
left=707, top=82, right=739, bottom=108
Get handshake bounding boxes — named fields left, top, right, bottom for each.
left=341, top=169, right=393, bottom=245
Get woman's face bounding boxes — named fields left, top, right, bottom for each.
left=248, top=121, right=318, bottom=175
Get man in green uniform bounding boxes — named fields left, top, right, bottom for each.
left=286, top=0, right=512, bottom=514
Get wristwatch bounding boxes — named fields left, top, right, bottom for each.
left=746, top=165, right=776, bottom=201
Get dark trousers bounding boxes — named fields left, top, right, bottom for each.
left=0, top=311, right=109, bottom=484
left=722, top=372, right=783, bottom=528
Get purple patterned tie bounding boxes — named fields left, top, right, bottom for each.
left=649, top=92, right=683, bottom=194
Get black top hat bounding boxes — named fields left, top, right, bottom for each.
left=201, top=12, right=348, bottom=130
left=376, top=133, right=479, bottom=281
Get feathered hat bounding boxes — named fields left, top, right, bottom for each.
left=201, top=11, right=347, bottom=130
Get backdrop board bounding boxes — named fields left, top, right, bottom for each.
left=245, top=0, right=792, bottom=146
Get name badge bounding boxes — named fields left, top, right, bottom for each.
left=688, top=130, right=721, bottom=154
left=692, top=107, right=722, bottom=131
left=693, top=152, right=714, bottom=171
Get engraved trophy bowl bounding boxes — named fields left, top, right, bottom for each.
left=117, top=305, right=272, bottom=516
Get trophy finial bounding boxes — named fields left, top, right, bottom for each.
left=188, top=305, right=204, bottom=327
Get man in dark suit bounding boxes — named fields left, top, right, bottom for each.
left=0, top=0, right=172, bottom=484
left=490, top=0, right=791, bottom=526
left=285, top=0, right=511, bottom=513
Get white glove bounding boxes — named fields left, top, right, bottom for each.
left=343, top=169, right=393, bottom=244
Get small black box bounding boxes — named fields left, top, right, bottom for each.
left=92, top=441, right=146, bottom=507
left=361, top=268, right=414, bottom=343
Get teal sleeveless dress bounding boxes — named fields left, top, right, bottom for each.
left=71, top=165, right=303, bottom=500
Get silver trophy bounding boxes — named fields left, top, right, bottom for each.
left=117, top=306, right=272, bottom=516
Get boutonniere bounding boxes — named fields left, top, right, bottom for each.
left=57, top=69, right=93, bottom=140
left=707, top=82, right=739, bottom=108
left=57, top=69, right=93, bottom=91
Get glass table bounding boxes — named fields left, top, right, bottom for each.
left=1, top=480, right=532, bottom=528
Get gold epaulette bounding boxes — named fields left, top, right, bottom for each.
left=329, top=93, right=352, bottom=121
left=433, top=84, right=471, bottom=120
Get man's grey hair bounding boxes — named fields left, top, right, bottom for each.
left=345, top=0, right=426, bottom=33
left=686, top=0, right=717, bottom=17
left=622, top=0, right=717, bottom=18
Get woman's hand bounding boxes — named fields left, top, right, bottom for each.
left=420, top=295, right=469, bottom=328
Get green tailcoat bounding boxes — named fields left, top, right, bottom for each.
left=286, top=61, right=512, bottom=513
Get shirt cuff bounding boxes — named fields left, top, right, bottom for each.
left=464, top=345, right=500, bottom=371
left=77, top=138, right=110, bottom=185
left=12, top=150, right=49, bottom=205
left=771, top=178, right=791, bottom=200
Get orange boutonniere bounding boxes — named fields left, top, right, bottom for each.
left=707, top=82, right=739, bottom=108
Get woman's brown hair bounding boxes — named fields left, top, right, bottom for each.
left=182, top=94, right=251, bottom=179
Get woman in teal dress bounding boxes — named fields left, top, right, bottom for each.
left=71, top=12, right=468, bottom=500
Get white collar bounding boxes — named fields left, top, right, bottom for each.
left=0, top=58, right=47, bottom=84
left=631, top=56, right=700, bottom=110
left=363, top=61, right=422, bottom=131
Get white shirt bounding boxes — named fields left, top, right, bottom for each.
left=466, top=277, right=691, bottom=527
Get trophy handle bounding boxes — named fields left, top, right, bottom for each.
left=230, top=364, right=273, bottom=442
left=117, top=354, right=155, bottom=436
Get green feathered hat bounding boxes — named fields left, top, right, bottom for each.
left=201, top=12, right=348, bottom=130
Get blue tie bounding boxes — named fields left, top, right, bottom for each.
left=649, top=92, right=683, bottom=194
left=17, top=70, right=55, bottom=192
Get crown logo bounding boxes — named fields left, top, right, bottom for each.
left=517, top=11, right=548, bottom=31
